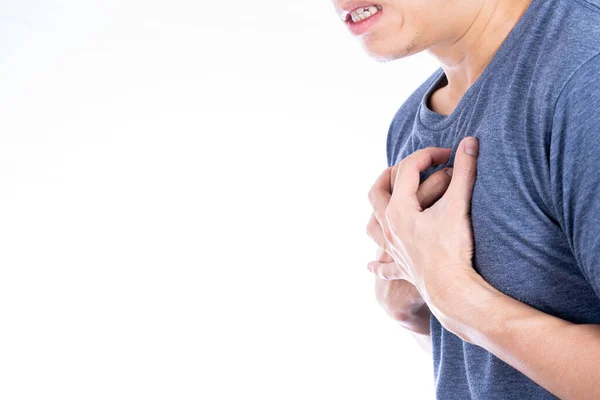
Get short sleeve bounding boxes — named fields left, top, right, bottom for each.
left=386, top=113, right=400, bottom=168
left=550, top=52, right=600, bottom=297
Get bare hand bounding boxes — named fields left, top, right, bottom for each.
left=369, top=137, right=479, bottom=305
left=366, top=165, right=453, bottom=280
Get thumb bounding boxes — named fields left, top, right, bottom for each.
left=447, top=136, right=479, bottom=206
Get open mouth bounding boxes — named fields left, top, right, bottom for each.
left=344, top=5, right=383, bottom=24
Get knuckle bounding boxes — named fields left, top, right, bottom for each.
left=408, top=150, right=422, bottom=163
left=404, top=149, right=421, bottom=162
left=421, top=147, right=436, bottom=158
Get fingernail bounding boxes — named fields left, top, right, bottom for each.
left=465, top=137, right=479, bottom=157
left=445, top=167, right=453, bottom=177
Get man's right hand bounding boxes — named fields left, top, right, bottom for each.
left=366, top=165, right=453, bottom=342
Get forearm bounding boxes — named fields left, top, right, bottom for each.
left=401, top=304, right=431, bottom=353
left=399, top=302, right=431, bottom=336
left=390, top=295, right=432, bottom=352
left=377, top=277, right=431, bottom=335
left=430, top=271, right=600, bottom=400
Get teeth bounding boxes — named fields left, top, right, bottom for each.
left=350, top=5, right=381, bottom=23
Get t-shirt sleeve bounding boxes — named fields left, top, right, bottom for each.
left=550, top=52, right=600, bottom=298
left=386, top=113, right=400, bottom=168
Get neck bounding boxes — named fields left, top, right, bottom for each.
left=427, top=0, right=533, bottom=98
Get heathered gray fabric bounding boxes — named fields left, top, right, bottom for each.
left=385, top=0, right=600, bottom=398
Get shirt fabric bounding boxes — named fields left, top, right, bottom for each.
left=385, top=0, right=600, bottom=398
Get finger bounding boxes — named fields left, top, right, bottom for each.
left=376, top=247, right=394, bottom=263
left=445, top=137, right=479, bottom=207
left=393, top=147, right=452, bottom=208
left=367, top=260, right=406, bottom=280
left=366, top=213, right=389, bottom=253
left=368, top=213, right=409, bottom=267
left=390, top=163, right=399, bottom=191
left=416, top=167, right=453, bottom=209
left=368, top=167, right=392, bottom=228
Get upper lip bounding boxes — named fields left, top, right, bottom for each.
left=336, top=2, right=381, bottom=22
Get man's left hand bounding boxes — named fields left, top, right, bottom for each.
left=368, top=136, right=480, bottom=305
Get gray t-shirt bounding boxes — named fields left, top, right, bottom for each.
left=386, top=0, right=600, bottom=398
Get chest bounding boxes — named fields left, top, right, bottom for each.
left=395, top=117, right=600, bottom=322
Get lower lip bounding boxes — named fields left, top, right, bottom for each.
left=345, top=10, right=383, bottom=36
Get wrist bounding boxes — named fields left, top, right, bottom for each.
left=424, top=267, right=501, bottom=345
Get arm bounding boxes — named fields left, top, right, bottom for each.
left=368, top=50, right=600, bottom=393
left=375, top=275, right=431, bottom=333
left=368, top=136, right=600, bottom=398
left=430, top=271, right=600, bottom=400
left=374, top=276, right=432, bottom=352
left=419, top=54, right=600, bottom=399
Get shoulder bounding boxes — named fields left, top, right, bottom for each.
left=531, top=0, right=600, bottom=95
left=559, top=0, right=600, bottom=31
left=542, top=0, right=600, bottom=69
left=572, top=0, right=600, bottom=13
left=553, top=52, right=600, bottom=123
left=550, top=52, right=600, bottom=194
left=386, top=68, right=442, bottom=167
left=521, top=0, right=600, bottom=134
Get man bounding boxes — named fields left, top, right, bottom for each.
left=334, top=0, right=600, bottom=398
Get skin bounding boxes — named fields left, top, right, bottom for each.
left=367, top=166, right=453, bottom=349
left=335, top=0, right=534, bottom=347
left=334, top=0, right=534, bottom=113
left=335, top=0, right=533, bottom=348
left=335, top=0, right=600, bottom=397
left=369, top=138, right=600, bottom=399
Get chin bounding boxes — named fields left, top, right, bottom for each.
left=360, top=34, right=421, bottom=62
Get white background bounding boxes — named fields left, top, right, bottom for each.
left=0, top=1, right=440, bottom=398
